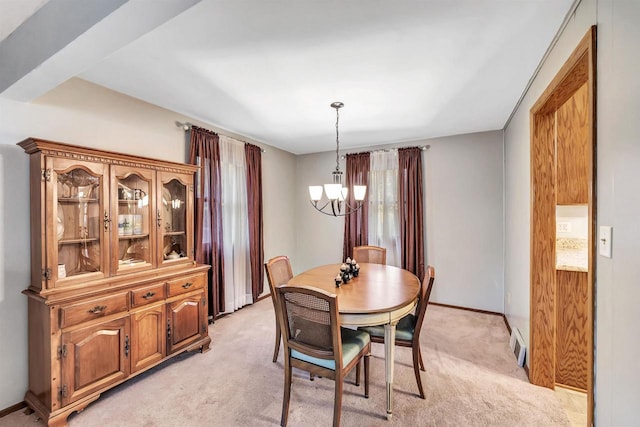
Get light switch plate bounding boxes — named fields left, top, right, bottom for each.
left=599, top=226, right=612, bottom=258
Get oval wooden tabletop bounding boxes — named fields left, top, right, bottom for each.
left=287, top=263, right=420, bottom=315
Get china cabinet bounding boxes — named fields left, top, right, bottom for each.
left=19, top=138, right=210, bottom=427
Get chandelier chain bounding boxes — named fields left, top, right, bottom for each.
left=335, top=106, right=340, bottom=172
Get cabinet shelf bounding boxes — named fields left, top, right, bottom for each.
left=58, top=237, right=99, bottom=244
left=58, top=197, right=99, bottom=203
left=118, top=234, right=150, bottom=240
left=118, top=258, right=148, bottom=266
left=164, top=231, right=186, bottom=236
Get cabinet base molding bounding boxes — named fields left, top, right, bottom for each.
left=25, top=333, right=211, bottom=427
left=25, top=390, right=100, bottom=427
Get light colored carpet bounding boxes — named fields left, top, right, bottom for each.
left=2, top=300, right=570, bottom=426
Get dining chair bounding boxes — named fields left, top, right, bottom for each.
left=352, top=245, right=386, bottom=265
left=264, top=256, right=294, bottom=363
left=275, top=284, right=371, bottom=427
left=358, top=265, right=435, bottom=399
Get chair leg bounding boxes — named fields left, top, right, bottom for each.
left=419, top=346, right=425, bottom=371
left=412, top=344, right=425, bottom=399
left=281, top=361, right=292, bottom=426
left=355, top=361, right=361, bottom=386
left=364, top=353, right=370, bottom=398
left=333, top=378, right=343, bottom=427
left=273, top=322, right=281, bottom=363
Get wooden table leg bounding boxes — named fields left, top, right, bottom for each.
left=384, top=320, right=398, bottom=419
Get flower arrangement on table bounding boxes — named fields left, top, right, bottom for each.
left=334, top=257, right=360, bottom=287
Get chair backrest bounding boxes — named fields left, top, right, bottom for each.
left=264, top=256, right=294, bottom=299
left=275, top=285, right=342, bottom=365
left=413, top=265, right=435, bottom=340
left=352, top=245, right=386, bottom=265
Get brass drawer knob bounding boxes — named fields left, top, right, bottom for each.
left=88, top=305, right=107, bottom=314
left=142, top=291, right=156, bottom=300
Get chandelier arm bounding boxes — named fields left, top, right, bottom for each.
left=310, top=200, right=331, bottom=212
left=338, top=201, right=364, bottom=216
left=309, top=199, right=365, bottom=217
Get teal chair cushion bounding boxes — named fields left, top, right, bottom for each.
left=358, top=313, right=416, bottom=342
left=291, top=327, right=370, bottom=370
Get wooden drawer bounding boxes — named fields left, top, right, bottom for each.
left=167, top=273, right=205, bottom=297
left=60, top=292, right=129, bottom=329
left=131, top=283, right=166, bottom=307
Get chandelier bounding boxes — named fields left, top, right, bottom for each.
left=309, top=102, right=366, bottom=216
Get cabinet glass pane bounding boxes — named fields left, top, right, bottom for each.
left=56, top=169, right=101, bottom=278
left=162, top=179, right=187, bottom=261
left=116, top=174, right=152, bottom=270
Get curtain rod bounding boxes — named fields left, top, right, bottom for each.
left=340, top=145, right=430, bottom=159
left=176, top=121, right=266, bottom=152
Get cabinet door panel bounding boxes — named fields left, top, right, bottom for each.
left=112, top=165, right=156, bottom=275
left=131, top=305, right=165, bottom=373
left=167, top=292, right=206, bottom=354
left=51, top=158, right=110, bottom=287
left=157, top=171, right=194, bottom=266
left=61, top=317, right=129, bottom=406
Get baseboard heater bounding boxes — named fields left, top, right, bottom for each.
left=509, top=327, right=526, bottom=367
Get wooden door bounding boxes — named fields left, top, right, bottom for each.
left=167, top=292, right=206, bottom=354
left=60, top=316, right=129, bottom=406
left=130, top=304, right=166, bottom=373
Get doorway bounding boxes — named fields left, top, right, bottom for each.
left=529, top=26, right=596, bottom=427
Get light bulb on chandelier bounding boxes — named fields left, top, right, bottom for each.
left=309, top=102, right=366, bottom=216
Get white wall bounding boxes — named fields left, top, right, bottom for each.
left=294, top=150, right=345, bottom=273
left=295, top=130, right=504, bottom=313
left=424, top=131, right=504, bottom=312
left=0, top=78, right=296, bottom=409
left=595, top=1, right=640, bottom=425
left=505, top=0, right=640, bottom=425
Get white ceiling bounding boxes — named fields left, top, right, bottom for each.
left=1, top=0, right=575, bottom=154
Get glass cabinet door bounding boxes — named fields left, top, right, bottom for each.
left=157, top=172, right=193, bottom=266
left=52, top=159, right=108, bottom=285
left=112, top=166, right=154, bottom=274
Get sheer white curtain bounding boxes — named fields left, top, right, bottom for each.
left=368, top=150, right=400, bottom=267
left=219, top=136, right=252, bottom=312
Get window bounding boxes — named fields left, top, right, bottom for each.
left=368, top=150, right=400, bottom=266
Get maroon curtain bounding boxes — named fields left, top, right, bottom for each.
left=189, top=126, right=225, bottom=318
left=342, top=152, right=370, bottom=260
left=398, top=147, right=425, bottom=280
left=245, top=143, right=264, bottom=302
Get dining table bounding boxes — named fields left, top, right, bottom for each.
left=287, top=262, right=421, bottom=419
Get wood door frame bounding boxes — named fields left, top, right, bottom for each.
left=530, top=26, right=596, bottom=426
